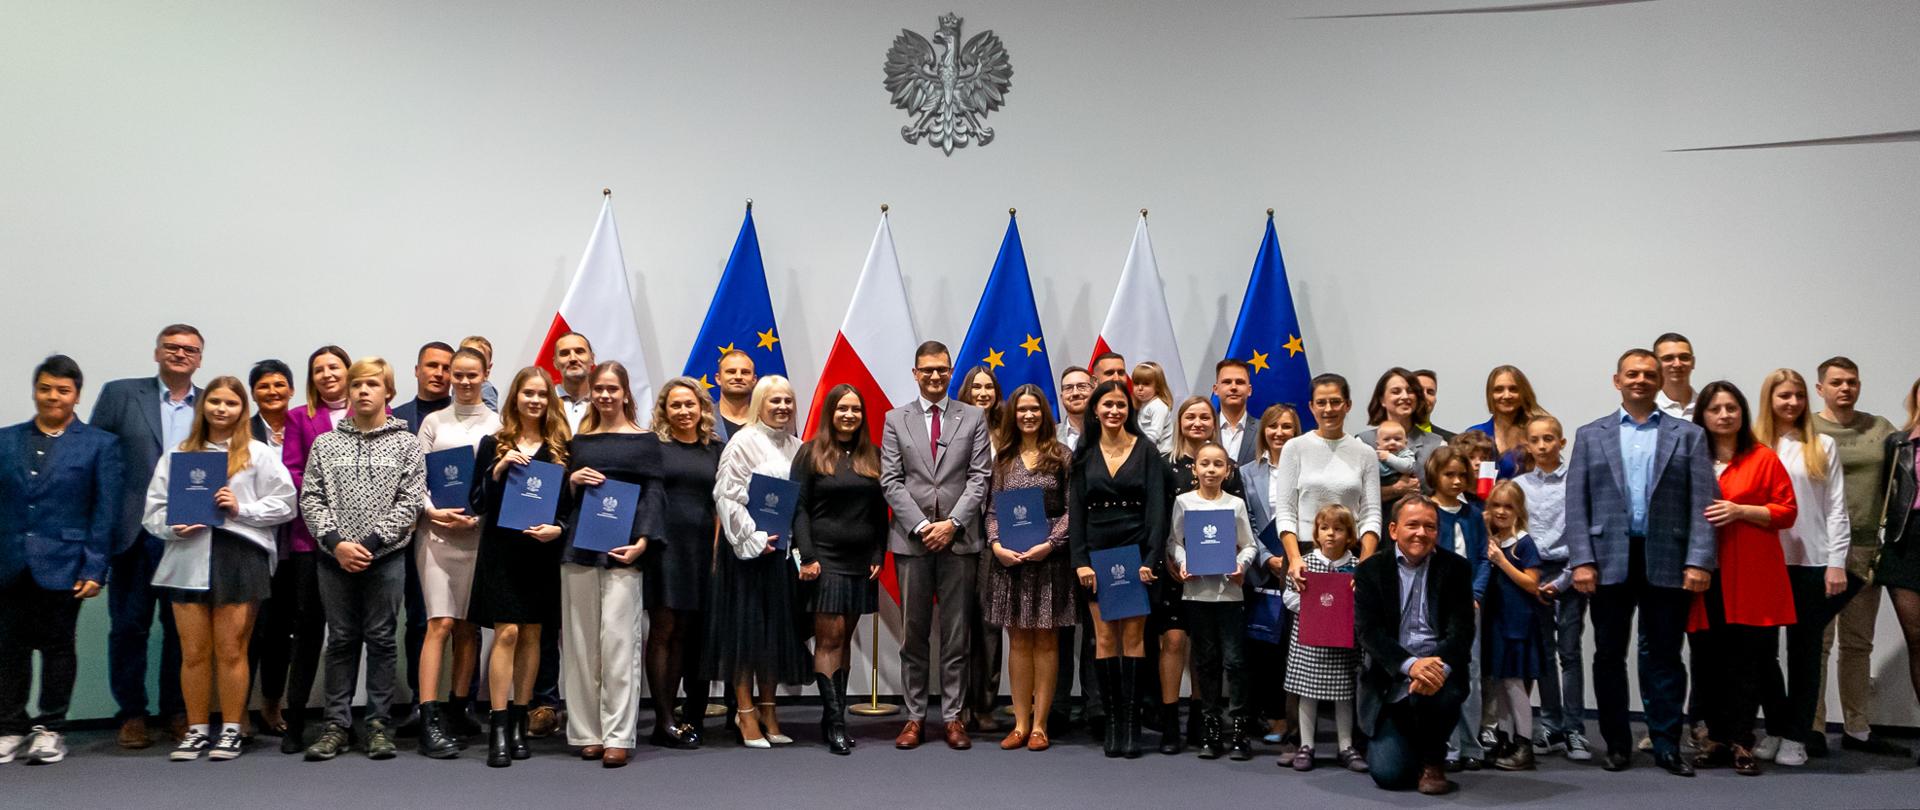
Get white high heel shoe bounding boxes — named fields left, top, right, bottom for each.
left=737, top=708, right=771, bottom=749
left=758, top=703, right=794, bottom=745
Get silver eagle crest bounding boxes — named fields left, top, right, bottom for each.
left=883, top=13, right=1013, bottom=155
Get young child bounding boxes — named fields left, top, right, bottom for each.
left=1427, top=446, right=1493, bottom=768
left=1167, top=442, right=1257, bottom=760
left=1518, top=414, right=1590, bottom=760
left=1281, top=504, right=1366, bottom=773
left=1132, top=361, right=1175, bottom=457
left=459, top=335, right=499, bottom=411
left=1482, top=480, right=1547, bottom=771
left=1374, top=420, right=1417, bottom=491
left=1450, top=429, right=1499, bottom=502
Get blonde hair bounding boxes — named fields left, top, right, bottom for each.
left=1515, top=413, right=1564, bottom=474
left=181, top=376, right=254, bottom=477
left=346, top=357, right=395, bottom=402
left=1907, top=377, right=1920, bottom=434
left=651, top=376, right=717, bottom=443
left=1131, top=362, right=1174, bottom=409
left=494, top=366, right=571, bottom=464
left=458, top=335, right=494, bottom=365
left=1486, top=479, right=1530, bottom=534
left=1483, top=365, right=1543, bottom=448
left=1754, top=368, right=1829, bottom=483
left=747, top=375, right=797, bottom=433
left=1171, top=395, right=1218, bottom=461
left=1255, top=403, right=1301, bottom=465
left=1312, top=503, right=1360, bottom=554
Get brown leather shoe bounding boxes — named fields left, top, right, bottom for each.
left=580, top=744, right=605, bottom=760
left=602, top=747, right=629, bottom=768
left=1417, top=764, right=1457, bottom=795
left=894, top=720, right=923, bottom=749
left=1000, top=728, right=1029, bottom=750
left=1026, top=729, right=1051, bottom=752
left=944, top=720, right=972, bottom=750
left=169, top=714, right=189, bottom=743
left=527, top=705, right=560, bottom=738
left=118, top=717, right=152, bottom=750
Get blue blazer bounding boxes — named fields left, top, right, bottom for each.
left=89, top=376, right=201, bottom=554
left=1436, top=499, right=1492, bottom=602
left=0, top=420, right=125, bottom=589
left=1563, top=411, right=1718, bottom=589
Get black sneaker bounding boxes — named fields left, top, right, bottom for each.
left=304, top=724, right=350, bottom=761
left=170, top=729, right=211, bottom=762
left=365, top=720, right=397, bottom=760
left=210, top=727, right=244, bottom=761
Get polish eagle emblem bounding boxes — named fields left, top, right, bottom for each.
left=883, top=13, right=1013, bottom=155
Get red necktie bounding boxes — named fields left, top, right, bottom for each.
left=929, top=404, right=942, bottom=462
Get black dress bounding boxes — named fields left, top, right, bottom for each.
left=790, top=440, right=888, bottom=616
left=648, top=437, right=722, bottom=611
left=467, top=436, right=564, bottom=627
left=1069, top=437, right=1173, bottom=618
left=562, top=433, right=666, bottom=569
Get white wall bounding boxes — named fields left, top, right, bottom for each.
left=6, top=0, right=1919, bottom=724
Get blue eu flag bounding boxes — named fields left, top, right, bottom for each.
left=683, top=206, right=787, bottom=392
left=1225, top=213, right=1314, bottom=428
left=951, top=214, right=1057, bottom=415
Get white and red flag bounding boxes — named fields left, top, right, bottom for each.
left=535, top=193, right=654, bottom=405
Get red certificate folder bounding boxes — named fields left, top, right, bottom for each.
left=1299, top=571, right=1355, bottom=648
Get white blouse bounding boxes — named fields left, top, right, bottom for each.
left=714, top=424, right=801, bottom=559
left=1273, top=432, right=1383, bottom=540
left=1136, top=398, right=1174, bottom=458
left=1775, top=435, right=1850, bottom=568
left=143, top=439, right=297, bottom=590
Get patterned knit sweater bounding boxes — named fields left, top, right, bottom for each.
left=300, top=415, right=426, bottom=562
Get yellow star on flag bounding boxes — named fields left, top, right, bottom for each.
left=1248, top=350, right=1270, bottom=374
left=715, top=342, right=738, bottom=359
left=982, top=348, right=1006, bottom=370
left=1283, top=334, right=1305, bottom=357
left=1019, top=334, right=1043, bottom=356
left=696, top=375, right=715, bottom=392
left=756, top=328, right=779, bottom=351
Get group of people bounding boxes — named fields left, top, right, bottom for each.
left=4, top=326, right=1920, bottom=795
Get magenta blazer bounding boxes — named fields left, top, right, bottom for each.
left=281, top=405, right=338, bottom=553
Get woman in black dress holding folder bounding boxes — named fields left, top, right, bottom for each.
left=789, top=384, right=887, bottom=755
left=1070, top=381, right=1172, bottom=759
left=644, top=377, right=723, bottom=749
left=468, top=366, right=570, bottom=767
left=982, top=384, right=1076, bottom=752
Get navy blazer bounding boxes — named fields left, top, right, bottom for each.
left=1354, top=547, right=1476, bottom=734
left=1436, top=500, right=1493, bottom=602
left=1563, top=410, right=1718, bottom=589
left=0, top=420, right=124, bottom=589
left=89, top=376, right=201, bottom=554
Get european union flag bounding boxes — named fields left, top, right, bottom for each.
left=1225, top=213, right=1315, bottom=428
left=684, top=206, right=787, bottom=392
left=951, top=213, right=1057, bottom=415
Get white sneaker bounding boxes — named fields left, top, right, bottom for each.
left=1773, top=739, right=1808, bottom=766
left=0, top=734, right=24, bottom=764
left=23, top=727, right=66, bottom=765
left=1636, top=733, right=1653, bottom=752
left=1753, top=734, right=1781, bottom=761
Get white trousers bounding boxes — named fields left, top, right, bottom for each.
left=560, top=563, right=641, bottom=748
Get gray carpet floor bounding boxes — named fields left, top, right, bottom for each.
left=10, top=710, right=1918, bottom=809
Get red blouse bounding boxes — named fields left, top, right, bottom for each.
left=1692, top=444, right=1798, bottom=629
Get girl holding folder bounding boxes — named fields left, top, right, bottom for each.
left=1166, top=442, right=1257, bottom=761
left=1281, top=503, right=1364, bottom=774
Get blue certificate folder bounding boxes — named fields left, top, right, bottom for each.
left=1183, top=508, right=1238, bottom=576
left=748, top=473, right=799, bottom=550
left=1089, top=545, right=1150, bottom=621
left=573, top=480, right=641, bottom=553
left=500, top=460, right=565, bottom=531
left=993, top=487, right=1049, bottom=553
left=168, top=451, right=228, bottom=527
left=1257, top=519, right=1284, bottom=557
left=425, top=446, right=476, bottom=510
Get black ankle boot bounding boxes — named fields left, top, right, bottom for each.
left=508, top=704, right=531, bottom=760
left=446, top=696, right=481, bottom=738
left=816, top=672, right=851, bottom=755
left=1118, top=658, right=1142, bottom=759
left=486, top=710, right=511, bottom=768
left=1096, top=659, right=1121, bottom=758
left=1158, top=702, right=1184, bottom=755
left=833, top=669, right=856, bottom=749
left=280, top=712, right=305, bottom=755
left=417, top=702, right=461, bottom=759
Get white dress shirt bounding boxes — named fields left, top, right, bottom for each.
left=1218, top=411, right=1250, bottom=460
left=1775, top=435, right=1851, bottom=568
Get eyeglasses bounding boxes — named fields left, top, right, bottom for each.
left=1310, top=398, right=1346, bottom=408
left=914, top=366, right=952, bottom=377
left=1060, top=383, right=1094, bottom=393
left=160, top=343, right=203, bottom=357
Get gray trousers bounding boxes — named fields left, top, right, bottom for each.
left=896, top=551, right=977, bottom=723
left=1534, top=562, right=1588, bottom=735
left=318, top=554, right=405, bottom=729
left=1449, top=604, right=1484, bottom=759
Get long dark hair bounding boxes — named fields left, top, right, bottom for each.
left=1366, top=366, right=1432, bottom=428
left=578, top=361, right=639, bottom=434
left=1692, top=380, right=1757, bottom=460
left=1072, top=380, right=1145, bottom=469
left=958, top=365, right=1004, bottom=430
left=994, top=383, right=1068, bottom=478
left=805, top=384, right=880, bottom=478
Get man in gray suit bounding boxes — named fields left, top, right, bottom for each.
left=881, top=341, right=992, bottom=751
left=90, top=324, right=205, bottom=748
left=1564, top=347, right=1717, bottom=777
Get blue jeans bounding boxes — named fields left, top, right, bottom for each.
left=1448, top=604, right=1484, bottom=759
left=1371, top=691, right=1463, bottom=791
left=108, top=533, right=183, bottom=721
left=1534, top=561, right=1588, bottom=736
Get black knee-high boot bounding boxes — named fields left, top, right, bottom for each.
left=1096, top=658, right=1121, bottom=758
left=816, top=672, right=851, bottom=755
left=1118, top=657, right=1143, bottom=759
left=834, top=669, right=856, bottom=749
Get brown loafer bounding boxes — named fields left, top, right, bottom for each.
left=118, top=717, right=152, bottom=750
left=1417, top=765, right=1457, bottom=795
left=528, top=705, right=561, bottom=738
left=1000, top=728, right=1029, bottom=750
left=944, top=720, right=972, bottom=750
left=1027, top=729, right=1051, bottom=752
left=580, top=744, right=605, bottom=760
left=602, top=747, right=629, bottom=768
left=894, top=720, right=923, bottom=749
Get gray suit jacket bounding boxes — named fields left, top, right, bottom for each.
left=1240, top=457, right=1285, bottom=587
left=90, top=376, right=202, bottom=554
left=1563, top=411, right=1719, bottom=589
left=880, top=398, right=992, bottom=556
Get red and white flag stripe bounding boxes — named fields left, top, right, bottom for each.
left=1091, top=214, right=1189, bottom=400
left=535, top=195, right=654, bottom=405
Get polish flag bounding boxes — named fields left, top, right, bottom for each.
left=807, top=209, right=919, bottom=603
left=535, top=192, right=654, bottom=405
left=1091, top=214, right=1189, bottom=400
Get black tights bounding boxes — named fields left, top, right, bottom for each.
left=814, top=613, right=856, bottom=675
left=1888, top=587, right=1920, bottom=708
left=646, top=608, right=693, bottom=734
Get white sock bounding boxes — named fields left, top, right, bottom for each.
left=189, top=723, right=210, bottom=736
left=221, top=722, right=242, bottom=735
left=1334, top=700, right=1355, bottom=750
left=1296, top=697, right=1319, bottom=750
